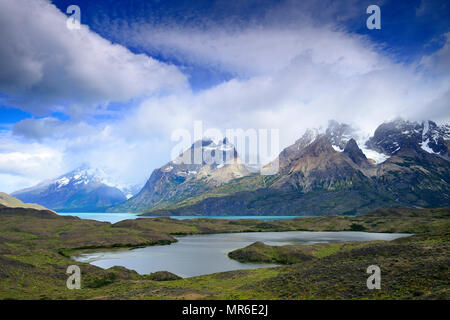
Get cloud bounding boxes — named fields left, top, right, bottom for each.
left=0, top=0, right=188, bottom=116
left=1, top=0, right=450, bottom=193
left=12, top=117, right=94, bottom=141
left=420, top=32, right=450, bottom=74
left=0, top=131, right=65, bottom=192
left=112, top=22, right=387, bottom=78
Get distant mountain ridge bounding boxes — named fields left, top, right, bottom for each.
left=12, top=165, right=128, bottom=212
left=140, top=119, right=450, bottom=216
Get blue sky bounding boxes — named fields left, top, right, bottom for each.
left=52, top=0, right=449, bottom=61
left=0, top=0, right=449, bottom=192
left=51, top=0, right=450, bottom=85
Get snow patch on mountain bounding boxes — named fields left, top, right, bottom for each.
left=420, top=139, right=437, bottom=154
left=332, top=145, right=344, bottom=152
left=359, top=146, right=390, bottom=164
left=56, top=177, right=70, bottom=188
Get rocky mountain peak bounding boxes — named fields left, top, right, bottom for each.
left=366, top=119, right=449, bottom=158
left=174, top=137, right=239, bottom=168
left=302, top=135, right=336, bottom=157
left=344, top=138, right=368, bottom=166
left=326, top=120, right=356, bottom=150
left=279, top=128, right=316, bottom=157
left=278, top=121, right=359, bottom=170
left=116, top=136, right=251, bottom=212
left=421, top=120, right=449, bottom=157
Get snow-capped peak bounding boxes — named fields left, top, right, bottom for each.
left=47, top=165, right=141, bottom=198
left=419, top=120, right=449, bottom=156
left=364, top=119, right=449, bottom=158
left=173, top=137, right=239, bottom=167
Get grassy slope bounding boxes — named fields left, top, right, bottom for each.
left=0, top=193, right=50, bottom=211
left=0, top=206, right=448, bottom=299
left=162, top=175, right=274, bottom=208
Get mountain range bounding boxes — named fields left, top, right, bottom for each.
left=11, top=165, right=133, bottom=212
left=134, top=119, right=449, bottom=216
left=10, top=119, right=450, bottom=215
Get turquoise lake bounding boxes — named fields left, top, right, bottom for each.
left=57, top=212, right=303, bottom=224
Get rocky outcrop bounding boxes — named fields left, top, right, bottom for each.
left=147, top=271, right=183, bottom=281
left=343, top=138, right=369, bottom=166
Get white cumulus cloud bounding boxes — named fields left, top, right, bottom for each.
left=0, top=0, right=188, bottom=116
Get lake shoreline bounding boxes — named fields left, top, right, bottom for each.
left=73, top=230, right=411, bottom=278
left=65, top=226, right=412, bottom=264
left=61, top=207, right=444, bottom=258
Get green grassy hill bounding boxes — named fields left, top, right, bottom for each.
left=0, top=192, right=50, bottom=211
